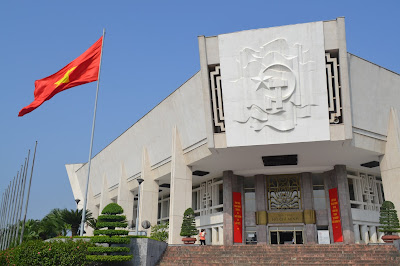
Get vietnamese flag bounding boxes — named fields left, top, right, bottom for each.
left=18, top=36, right=103, bottom=117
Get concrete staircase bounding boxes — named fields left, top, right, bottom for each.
left=157, top=244, right=400, bottom=265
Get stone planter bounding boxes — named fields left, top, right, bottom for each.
left=182, top=237, right=197, bottom=244
left=382, top=235, right=400, bottom=243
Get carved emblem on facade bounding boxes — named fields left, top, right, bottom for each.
left=267, top=175, right=301, bottom=210
left=233, top=39, right=317, bottom=131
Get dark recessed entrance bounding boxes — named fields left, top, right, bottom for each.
left=269, top=227, right=303, bottom=244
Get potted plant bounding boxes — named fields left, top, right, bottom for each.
left=180, top=208, right=198, bottom=244
left=379, top=201, right=400, bottom=243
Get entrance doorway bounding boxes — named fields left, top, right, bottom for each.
left=269, top=227, right=303, bottom=244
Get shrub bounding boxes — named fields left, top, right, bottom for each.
left=150, top=222, right=169, bottom=242
left=97, top=215, right=126, bottom=222
left=87, top=246, right=130, bottom=253
left=86, top=255, right=133, bottom=263
left=101, top=203, right=123, bottom=215
left=180, top=208, right=198, bottom=238
left=91, top=236, right=130, bottom=244
left=93, top=229, right=129, bottom=236
left=0, top=239, right=95, bottom=266
left=88, top=203, right=132, bottom=263
left=96, top=221, right=128, bottom=228
left=379, top=201, right=400, bottom=235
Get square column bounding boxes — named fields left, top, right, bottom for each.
left=139, top=148, right=159, bottom=234
left=168, top=127, right=192, bottom=244
left=369, top=226, right=378, bottom=243
left=353, top=224, right=360, bottom=243
left=117, top=163, right=134, bottom=228
left=335, top=165, right=355, bottom=244
left=255, top=174, right=267, bottom=245
left=99, top=174, right=112, bottom=213
left=325, top=166, right=355, bottom=244
left=381, top=108, right=400, bottom=217
left=223, top=171, right=234, bottom=245
left=360, top=224, right=369, bottom=244
left=223, top=171, right=244, bottom=245
left=301, top=172, right=317, bottom=244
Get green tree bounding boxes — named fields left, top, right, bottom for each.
left=38, top=209, right=68, bottom=240
left=180, top=208, right=198, bottom=237
left=87, top=203, right=132, bottom=263
left=150, top=222, right=169, bottom=242
left=20, top=219, right=41, bottom=241
left=60, top=209, right=92, bottom=236
left=379, top=201, right=400, bottom=235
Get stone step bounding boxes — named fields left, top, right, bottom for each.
left=157, top=244, right=400, bottom=265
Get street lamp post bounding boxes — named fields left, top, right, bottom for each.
left=135, top=178, right=144, bottom=236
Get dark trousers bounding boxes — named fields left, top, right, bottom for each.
left=200, top=240, right=206, bottom=245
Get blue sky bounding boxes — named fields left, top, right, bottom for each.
left=1, top=1, right=399, bottom=220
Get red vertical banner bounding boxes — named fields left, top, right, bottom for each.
left=233, top=192, right=243, bottom=243
left=329, top=188, right=343, bottom=242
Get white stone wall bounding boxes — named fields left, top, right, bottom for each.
left=71, top=72, right=206, bottom=196
left=348, top=54, right=400, bottom=137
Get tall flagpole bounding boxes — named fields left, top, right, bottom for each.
left=13, top=155, right=29, bottom=245
left=4, top=176, right=17, bottom=249
left=10, top=163, right=24, bottom=246
left=80, top=28, right=106, bottom=236
left=20, top=141, right=37, bottom=245
left=0, top=192, right=5, bottom=240
left=0, top=186, right=9, bottom=250
left=17, top=150, right=30, bottom=244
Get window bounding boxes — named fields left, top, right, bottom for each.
left=312, top=175, right=326, bottom=210
left=157, top=194, right=170, bottom=223
left=192, top=178, right=223, bottom=216
left=347, top=171, right=383, bottom=211
left=245, top=176, right=255, bottom=212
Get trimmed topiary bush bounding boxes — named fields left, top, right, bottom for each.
left=379, top=201, right=400, bottom=235
left=87, top=203, right=132, bottom=263
left=180, top=208, right=198, bottom=238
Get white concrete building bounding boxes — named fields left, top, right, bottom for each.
left=66, top=17, right=400, bottom=245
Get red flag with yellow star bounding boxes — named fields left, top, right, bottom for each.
left=18, top=36, right=103, bottom=117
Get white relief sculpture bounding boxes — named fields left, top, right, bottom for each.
left=232, top=39, right=317, bottom=131
left=219, top=22, right=329, bottom=146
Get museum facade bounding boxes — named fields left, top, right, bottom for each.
left=66, top=17, right=400, bottom=245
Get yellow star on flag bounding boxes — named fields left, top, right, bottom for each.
left=54, top=66, right=77, bottom=87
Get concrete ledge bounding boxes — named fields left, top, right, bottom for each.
left=115, top=238, right=168, bottom=266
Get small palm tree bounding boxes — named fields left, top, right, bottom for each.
left=87, top=218, right=99, bottom=231
left=61, top=209, right=92, bottom=236
left=39, top=209, right=69, bottom=239
left=21, top=219, right=41, bottom=241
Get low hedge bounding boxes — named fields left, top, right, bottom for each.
left=97, top=215, right=126, bottom=222
left=87, top=255, right=133, bottom=262
left=93, top=229, right=129, bottom=236
left=91, top=236, right=130, bottom=244
left=87, top=246, right=130, bottom=254
left=96, top=221, right=128, bottom=228
left=55, top=236, right=92, bottom=239
left=125, top=235, right=148, bottom=238
left=0, top=239, right=95, bottom=266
